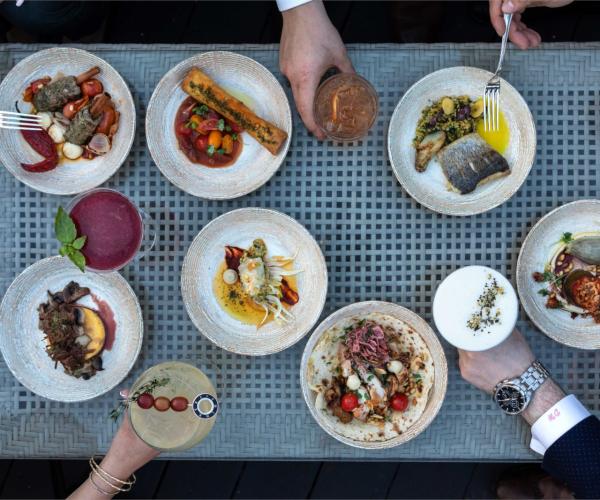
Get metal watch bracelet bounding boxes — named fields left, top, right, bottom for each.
left=519, top=360, right=550, bottom=393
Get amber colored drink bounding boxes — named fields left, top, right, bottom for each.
left=314, top=73, right=379, bottom=141
left=69, top=189, right=143, bottom=272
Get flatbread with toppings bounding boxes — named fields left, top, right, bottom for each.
left=306, top=312, right=434, bottom=442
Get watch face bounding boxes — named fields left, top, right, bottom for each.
left=494, top=384, right=527, bottom=415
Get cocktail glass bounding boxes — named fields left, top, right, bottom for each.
left=67, top=188, right=156, bottom=272
left=128, top=361, right=219, bottom=452
left=313, top=73, right=379, bottom=142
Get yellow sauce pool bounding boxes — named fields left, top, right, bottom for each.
left=212, top=261, right=297, bottom=327
left=476, top=111, right=510, bottom=154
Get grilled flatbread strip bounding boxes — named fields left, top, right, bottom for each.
left=182, top=68, right=288, bottom=155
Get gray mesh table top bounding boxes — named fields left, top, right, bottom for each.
left=0, top=43, right=599, bottom=460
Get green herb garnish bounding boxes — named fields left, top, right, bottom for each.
left=109, top=377, right=170, bottom=421
left=232, top=133, right=238, bottom=141
left=538, top=289, right=550, bottom=296
left=466, top=273, right=504, bottom=333
left=217, top=119, right=225, bottom=131
left=207, top=144, right=215, bottom=156
left=560, top=232, right=573, bottom=244
left=55, top=207, right=86, bottom=272
left=217, top=148, right=225, bottom=155
left=193, top=105, right=208, bottom=116
left=225, top=125, right=232, bottom=132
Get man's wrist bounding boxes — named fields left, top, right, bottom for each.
left=278, top=0, right=313, bottom=14
left=522, top=378, right=565, bottom=425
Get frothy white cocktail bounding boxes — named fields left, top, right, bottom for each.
left=433, top=266, right=518, bottom=351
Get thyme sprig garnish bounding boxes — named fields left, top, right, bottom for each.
left=109, top=377, right=170, bottom=421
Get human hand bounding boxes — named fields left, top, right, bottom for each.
left=458, top=328, right=535, bottom=394
left=100, top=389, right=160, bottom=478
left=279, top=0, right=354, bottom=139
left=459, top=329, right=565, bottom=424
left=68, top=390, right=158, bottom=499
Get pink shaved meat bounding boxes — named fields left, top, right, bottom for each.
left=345, top=323, right=390, bottom=367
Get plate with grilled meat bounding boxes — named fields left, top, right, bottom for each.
left=0, top=47, right=135, bottom=195
left=300, top=301, right=447, bottom=449
left=517, top=200, right=600, bottom=349
left=387, top=67, right=535, bottom=216
left=147, top=51, right=292, bottom=199
left=181, top=208, right=327, bottom=355
left=0, top=256, right=143, bottom=401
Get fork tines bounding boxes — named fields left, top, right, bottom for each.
left=0, top=111, right=43, bottom=131
left=483, top=83, right=500, bottom=132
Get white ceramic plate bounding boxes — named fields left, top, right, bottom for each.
left=146, top=51, right=292, bottom=199
left=387, top=66, right=536, bottom=216
left=0, top=47, right=136, bottom=195
left=0, top=256, right=144, bottom=401
left=181, top=208, right=327, bottom=355
left=300, top=301, right=447, bottom=449
left=516, top=200, right=600, bottom=349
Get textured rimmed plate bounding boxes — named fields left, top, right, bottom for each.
left=300, top=301, right=448, bottom=449
left=181, top=208, right=327, bottom=355
left=146, top=51, right=292, bottom=199
left=0, top=47, right=135, bottom=195
left=387, top=66, right=536, bottom=216
left=0, top=256, right=144, bottom=401
left=517, top=200, right=600, bottom=349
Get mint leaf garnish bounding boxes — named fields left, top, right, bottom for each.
left=54, top=206, right=87, bottom=272
left=72, top=235, right=87, bottom=250
left=55, top=206, right=77, bottom=244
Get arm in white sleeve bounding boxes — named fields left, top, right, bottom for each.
left=530, top=394, right=591, bottom=455
left=276, top=0, right=312, bottom=12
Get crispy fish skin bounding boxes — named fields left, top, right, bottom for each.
left=437, top=133, right=510, bottom=195
left=182, top=68, right=288, bottom=155
left=415, top=130, right=445, bottom=172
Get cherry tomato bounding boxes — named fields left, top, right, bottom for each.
left=136, top=393, right=154, bottom=410
left=62, top=96, right=89, bottom=120
left=80, top=79, right=104, bottom=97
left=153, top=396, right=171, bottom=412
left=208, top=130, right=222, bottom=149
left=177, top=122, right=192, bottom=137
left=340, top=393, right=359, bottom=412
left=170, top=396, right=189, bottom=412
left=390, top=393, right=409, bottom=412
left=194, top=135, right=209, bottom=151
left=221, top=134, right=234, bottom=154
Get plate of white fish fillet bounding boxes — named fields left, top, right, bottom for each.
left=387, top=66, right=536, bottom=216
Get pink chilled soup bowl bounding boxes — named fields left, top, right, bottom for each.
left=68, top=189, right=144, bottom=272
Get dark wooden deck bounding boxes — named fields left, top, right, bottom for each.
left=0, top=460, right=543, bottom=499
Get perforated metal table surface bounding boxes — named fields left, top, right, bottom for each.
left=0, top=43, right=599, bottom=460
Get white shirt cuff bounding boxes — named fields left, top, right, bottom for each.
left=276, top=0, right=312, bottom=12
left=530, top=394, right=590, bottom=455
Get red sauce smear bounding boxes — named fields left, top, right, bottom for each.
left=92, top=294, right=116, bottom=350
left=174, top=96, right=243, bottom=168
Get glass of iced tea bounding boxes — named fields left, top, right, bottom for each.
left=128, top=361, right=219, bottom=452
left=67, top=188, right=156, bottom=272
left=314, top=73, right=379, bottom=141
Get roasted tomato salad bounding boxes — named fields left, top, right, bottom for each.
left=175, top=96, right=243, bottom=168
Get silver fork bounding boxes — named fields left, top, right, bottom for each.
left=0, top=111, right=43, bottom=131
left=484, top=13, right=513, bottom=132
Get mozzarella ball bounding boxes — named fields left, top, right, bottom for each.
left=346, top=374, right=361, bottom=391
left=222, top=269, right=238, bottom=285
left=387, top=360, right=404, bottom=374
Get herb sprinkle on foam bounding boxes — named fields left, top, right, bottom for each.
left=466, top=273, right=505, bottom=335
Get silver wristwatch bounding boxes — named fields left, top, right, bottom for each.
left=493, top=360, right=550, bottom=415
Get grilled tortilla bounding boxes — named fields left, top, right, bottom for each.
left=307, top=312, right=434, bottom=442
left=182, top=67, right=288, bottom=155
